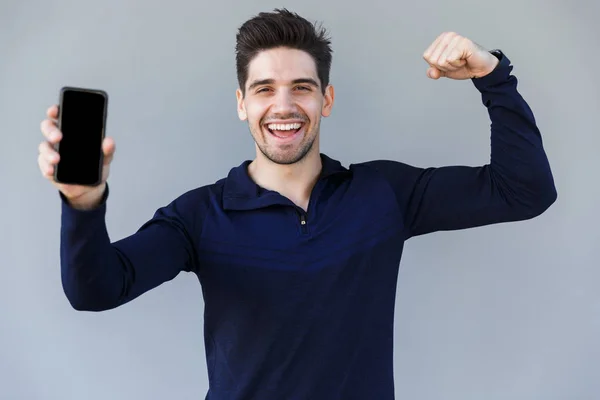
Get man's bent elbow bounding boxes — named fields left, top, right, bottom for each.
left=520, top=178, right=558, bottom=219
left=61, top=277, right=119, bottom=312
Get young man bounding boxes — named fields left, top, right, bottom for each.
left=38, top=8, right=556, bottom=400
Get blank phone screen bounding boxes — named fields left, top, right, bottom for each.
left=56, top=89, right=106, bottom=185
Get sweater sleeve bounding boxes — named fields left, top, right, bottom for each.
left=362, top=51, right=557, bottom=239
left=59, top=185, right=200, bottom=311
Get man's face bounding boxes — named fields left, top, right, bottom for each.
left=236, top=47, right=334, bottom=165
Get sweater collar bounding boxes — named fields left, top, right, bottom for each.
left=222, top=153, right=348, bottom=211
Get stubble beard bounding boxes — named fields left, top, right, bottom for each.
left=251, top=119, right=319, bottom=166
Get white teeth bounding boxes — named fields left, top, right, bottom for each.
left=267, top=123, right=302, bottom=131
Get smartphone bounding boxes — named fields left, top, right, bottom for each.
left=54, top=86, right=108, bottom=186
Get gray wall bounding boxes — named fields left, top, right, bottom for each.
left=2, top=0, right=598, bottom=399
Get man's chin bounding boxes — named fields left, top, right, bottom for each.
left=264, top=152, right=304, bottom=165
left=259, top=144, right=314, bottom=166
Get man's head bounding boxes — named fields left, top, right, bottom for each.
left=235, top=9, right=334, bottom=165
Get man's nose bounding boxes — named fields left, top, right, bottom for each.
left=271, top=90, right=296, bottom=114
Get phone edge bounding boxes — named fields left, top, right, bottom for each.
left=53, top=86, right=109, bottom=187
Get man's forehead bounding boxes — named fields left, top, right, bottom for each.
left=246, top=48, right=319, bottom=83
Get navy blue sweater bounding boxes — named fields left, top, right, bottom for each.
left=59, top=52, right=556, bottom=399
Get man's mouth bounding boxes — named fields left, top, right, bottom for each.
left=265, top=122, right=305, bottom=139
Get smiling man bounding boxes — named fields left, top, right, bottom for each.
left=238, top=48, right=329, bottom=164
left=38, top=8, right=556, bottom=400
left=235, top=43, right=336, bottom=210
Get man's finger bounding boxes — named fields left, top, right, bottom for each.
left=427, top=66, right=445, bottom=80
left=102, top=137, right=116, bottom=165
left=438, top=35, right=463, bottom=70
left=423, top=33, right=445, bottom=60
left=40, top=119, right=61, bottom=143
left=428, top=32, right=457, bottom=66
left=38, top=140, right=60, bottom=163
left=46, top=104, right=59, bottom=120
left=38, top=152, right=55, bottom=179
left=447, top=55, right=467, bottom=69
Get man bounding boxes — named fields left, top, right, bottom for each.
left=37, top=8, right=556, bottom=400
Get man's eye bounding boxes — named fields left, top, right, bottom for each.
left=296, top=86, right=310, bottom=91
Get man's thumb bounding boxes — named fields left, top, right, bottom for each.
left=427, top=67, right=443, bottom=80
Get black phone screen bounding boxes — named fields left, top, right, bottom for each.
left=56, top=88, right=107, bottom=185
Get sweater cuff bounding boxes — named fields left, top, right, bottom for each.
left=471, top=50, right=513, bottom=90
left=59, top=183, right=110, bottom=217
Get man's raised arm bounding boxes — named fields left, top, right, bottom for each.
left=363, top=32, right=557, bottom=239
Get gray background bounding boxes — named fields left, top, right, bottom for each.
left=1, top=0, right=598, bottom=399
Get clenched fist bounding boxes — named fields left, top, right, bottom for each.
left=423, top=32, right=499, bottom=80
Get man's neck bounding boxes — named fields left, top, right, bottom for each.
left=248, top=149, right=322, bottom=211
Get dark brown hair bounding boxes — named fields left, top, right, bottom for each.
left=235, top=8, right=333, bottom=96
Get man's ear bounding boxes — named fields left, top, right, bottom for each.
left=236, top=88, right=247, bottom=121
left=321, top=84, right=335, bottom=117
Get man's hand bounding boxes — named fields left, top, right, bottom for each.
left=423, top=32, right=499, bottom=80
left=38, top=104, right=116, bottom=210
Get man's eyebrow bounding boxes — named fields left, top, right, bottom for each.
left=248, top=79, right=274, bottom=90
left=291, top=78, right=319, bottom=87
left=247, top=78, right=320, bottom=91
